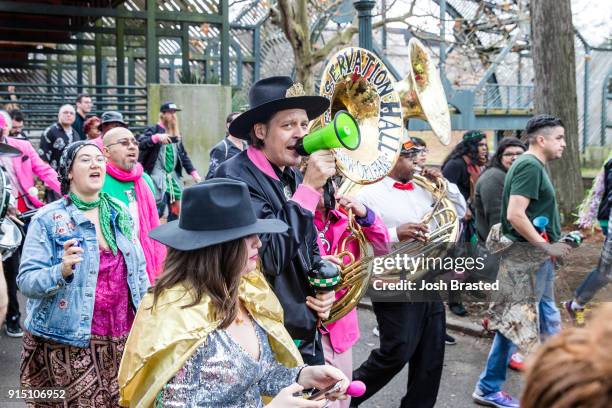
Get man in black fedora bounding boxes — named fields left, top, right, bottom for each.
left=215, top=76, right=337, bottom=365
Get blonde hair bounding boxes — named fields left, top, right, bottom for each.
left=159, top=112, right=180, bottom=136
left=521, top=304, right=612, bottom=408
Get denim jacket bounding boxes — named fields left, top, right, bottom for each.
left=18, top=198, right=149, bottom=347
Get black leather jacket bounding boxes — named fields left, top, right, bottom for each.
left=215, top=150, right=321, bottom=343
left=138, top=124, right=197, bottom=177
left=598, top=158, right=612, bottom=223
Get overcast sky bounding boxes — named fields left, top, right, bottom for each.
left=572, top=0, right=612, bottom=46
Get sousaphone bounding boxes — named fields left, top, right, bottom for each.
left=317, top=47, right=404, bottom=323
left=396, top=38, right=452, bottom=145
left=317, top=44, right=457, bottom=324
left=319, top=47, right=404, bottom=190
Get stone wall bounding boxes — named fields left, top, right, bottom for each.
left=147, top=84, right=232, bottom=179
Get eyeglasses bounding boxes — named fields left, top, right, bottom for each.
left=418, top=148, right=429, bottom=155
left=77, top=155, right=106, bottom=165
left=105, top=138, right=138, bottom=148
left=502, top=152, right=523, bottom=158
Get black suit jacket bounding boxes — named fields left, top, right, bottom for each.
left=215, top=150, right=321, bottom=343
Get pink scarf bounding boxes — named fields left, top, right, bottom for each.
left=106, top=162, right=166, bottom=283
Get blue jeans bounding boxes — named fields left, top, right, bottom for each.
left=575, top=266, right=610, bottom=305
left=575, top=225, right=612, bottom=305
left=477, top=259, right=560, bottom=394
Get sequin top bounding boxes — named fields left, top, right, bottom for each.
left=91, top=248, right=135, bottom=337
left=157, top=320, right=303, bottom=407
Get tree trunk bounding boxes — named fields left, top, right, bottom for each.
left=530, top=0, right=583, bottom=222
left=295, top=62, right=316, bottom=94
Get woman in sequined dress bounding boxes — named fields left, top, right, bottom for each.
left=119, top=178, right=349, bottom=408
left=18, top=141, right=149, bottom=407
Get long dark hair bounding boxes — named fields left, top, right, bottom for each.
left=486, top=137, right=526, bottom=172
left=442, top=131, right=485, bottom=169
left=150, top=238, right=247, bottom=329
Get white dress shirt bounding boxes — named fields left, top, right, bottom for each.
left=357, top=176, right=466, bottom=242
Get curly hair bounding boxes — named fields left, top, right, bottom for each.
left=521, top=303, right=612, bottom=408
left=83, top=116, right=101, bottom=138
left=442, top=130, right=486, bottom=168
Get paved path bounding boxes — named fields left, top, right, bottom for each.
left=0, top=304, right=522, bottom=407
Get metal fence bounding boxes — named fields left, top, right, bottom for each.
left=473, top=84, right=534, bottom=112
left=0, top=83, right=148, bottom=143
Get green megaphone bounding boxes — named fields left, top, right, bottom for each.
left=294, top=110, right=361, bottom=156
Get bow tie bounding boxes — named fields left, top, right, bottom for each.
left=393, top=181, right=414, bottom=191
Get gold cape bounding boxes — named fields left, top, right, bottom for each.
left=118, top=270, right=303, bottom=408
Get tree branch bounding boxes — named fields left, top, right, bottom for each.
left=311, top=7, right=417, bottom=62
left=372, top=10, right=414, bottom=29
left=312, top=25, right=358, bottom=61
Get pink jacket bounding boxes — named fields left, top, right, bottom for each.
left=5, top=137, right=61, bottom=208
left=315, top=207, right=389, bottom=353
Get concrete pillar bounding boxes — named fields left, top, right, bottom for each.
left=147, top=84, right=232, bottom=175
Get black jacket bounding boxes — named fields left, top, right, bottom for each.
left=138, top=124, right=197, bottom=176
left=215, top=150, right=321, bottom=342
left=442, top=157, right=471, bottom=202
left=205, top=137, right=247, bottom=180
left=72, top=112, right=87, bottom=141
left=38, top=123, right=76, bottom=171
left=598, top=158, right=612, bottom=223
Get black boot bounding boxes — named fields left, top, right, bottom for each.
left=448, top=302, right=468, bottom=317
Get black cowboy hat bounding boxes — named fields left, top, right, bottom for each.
left=149, top=178, right=288, bottom=251
left=229, top=76, right=330, bottom=140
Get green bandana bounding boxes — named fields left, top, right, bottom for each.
left=163, top=144, right=182, bottom=201
left=463, top=130, right=485, bottom=141
left=69, top=192, right=133, bottom=255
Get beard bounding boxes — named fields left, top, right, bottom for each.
left=120, top=160, right=136, bottom=171
left=162, top=116, right=179, bottom=136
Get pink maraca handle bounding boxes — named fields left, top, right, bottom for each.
left=346, top=380, right=366, bottom=397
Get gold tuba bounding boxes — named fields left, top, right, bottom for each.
left=396, top=38, right=452, bottom=146
left=319, top=47, right=404, bottom=187
left=317, top=48, right=403, bottom=323
left=317, top=44, right=458, bottom=324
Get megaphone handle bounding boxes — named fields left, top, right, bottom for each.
left=323, top=178, right=335, bottom=210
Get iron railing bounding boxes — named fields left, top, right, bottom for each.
left=0, top=83, right=148, bottom=143
left=472, top=84, right=534, bottom=112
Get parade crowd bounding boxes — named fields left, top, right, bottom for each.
left=0, top=76, right=610, bottom=408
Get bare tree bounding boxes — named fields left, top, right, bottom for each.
left=269, top=0, right=414, bottom=93
left=531, top=0, right=583, bottom=221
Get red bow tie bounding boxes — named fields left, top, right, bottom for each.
left=393, top=181, right=414, bottom=191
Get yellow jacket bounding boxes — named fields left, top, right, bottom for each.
left=118, top=270, right=303, bottom=408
